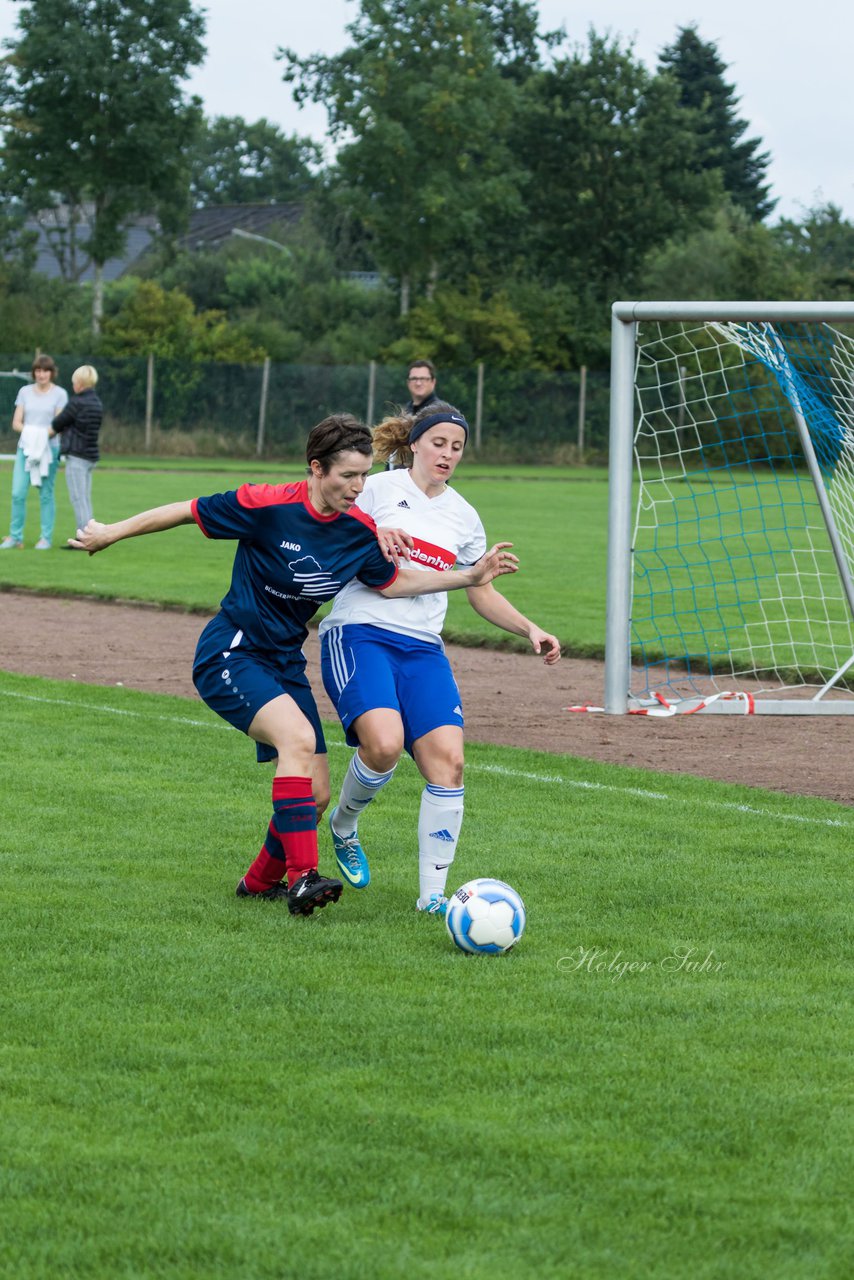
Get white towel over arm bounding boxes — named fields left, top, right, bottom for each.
left=19, top=425, right=53, bottom=487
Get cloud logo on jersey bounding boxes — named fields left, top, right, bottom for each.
left=289, top=555, right=342, bottom=599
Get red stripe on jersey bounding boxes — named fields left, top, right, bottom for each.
left=408, top=537, right=456, bottom=573
left=345, top=505, right=379, bottom=533
left=236, top=480, right=305, bottom=509
left=190, top=496, right=211, bottom=537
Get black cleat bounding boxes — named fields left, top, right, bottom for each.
left=287, top=868, right=343, bottom=916
left=236, top=876, right=289, bottom=901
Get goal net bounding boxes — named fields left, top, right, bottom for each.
left=605, top=303, right=854, bottom=714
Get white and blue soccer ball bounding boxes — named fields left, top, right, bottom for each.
left=445, top=878, right=526, bottom=955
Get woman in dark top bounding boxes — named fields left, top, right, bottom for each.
left=51, top=364, right=103, bottom=548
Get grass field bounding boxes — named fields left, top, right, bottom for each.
left=0, top=458, right=609, bottom=656
left=1, top=458, right=851, bottom=1276
left=1, top=670, right=850, bottom=1278
left=1, top=455, right=849, bottom=682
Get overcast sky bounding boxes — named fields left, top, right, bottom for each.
left=1, top=0, right=851, bottom=223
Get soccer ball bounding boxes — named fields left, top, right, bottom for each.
left=445, top=878, right=526, bottom=955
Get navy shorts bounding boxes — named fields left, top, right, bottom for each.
left=193, top=613, right=326, bottom=764
left=320, top=623, right=463, bottom=755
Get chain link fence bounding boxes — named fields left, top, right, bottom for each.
left=0, top=353, right=610, bottom=463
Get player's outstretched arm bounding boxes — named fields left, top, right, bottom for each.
left=379, top=543, right=518, bottom=598
left=466, top=581, right=562, bottom=664
left=69, top=501, right=196, bottom=554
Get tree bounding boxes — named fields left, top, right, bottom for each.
left=773, top=203, right=854, bottom=296
left=658, top=25, right=775, bottom=222
left=99, top=278, right=263, bottom=362
left=384, top=277, right=533, bottom=368
left=280, top=0, right=525, bottom=315
left=517, top=32, right=722, bottom=307
left=638, top=203, right=809, bottom=302
left=0, top=0, right=206, bottom=332
left=188, top=116, right=321, bottom=207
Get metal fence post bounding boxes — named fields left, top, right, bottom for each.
left=257, top=356, right=270, bottom=456
left=475, top=361, right=484, bottom=449
left=367, top=359, right=376, bottom=426
left=145, top=353, right=154, bottom=452
left=578, top=364, right=587, bottom=453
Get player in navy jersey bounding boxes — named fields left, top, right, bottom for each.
left=70, top=415, right=519, bottom=917
left=320, top=402, right=561, bottom=915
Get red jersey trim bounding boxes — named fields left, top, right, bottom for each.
left=345, top=505, right=378, bottom=533
left=236, top=481, right=306, bottom=510
left=190, top=496, right=210, bottom=537
left=370, top=564, right=399, bottom=591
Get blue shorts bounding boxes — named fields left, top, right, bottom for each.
left=320, top=623, right=463, bottom=755
left=193, top=613, right=326, bottom=764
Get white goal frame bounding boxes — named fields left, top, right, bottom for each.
left=605, top=301, right=854, bottom=715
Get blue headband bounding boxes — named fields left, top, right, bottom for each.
left=409, top=412, right=469, bottom=445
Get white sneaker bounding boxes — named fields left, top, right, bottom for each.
left=0, top=537, right=23, bottom=550
left=34, top=537, right=51, bottom=550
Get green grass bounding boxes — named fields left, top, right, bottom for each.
left=0, top=459, right=608, bottom=655
left=3, top=455, right=847, bottom=680
left=1, top=669, right=851, bottom=1278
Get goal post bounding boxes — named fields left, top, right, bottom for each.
left=605, top=301, right=854, bottom=715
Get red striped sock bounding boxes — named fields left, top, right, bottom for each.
left=274, top=776, right=319, bottom=888
left=242, top=777, right=318, bottom=893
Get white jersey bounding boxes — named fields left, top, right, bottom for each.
left=15, top=382, right=68, bottom=429
left=319, top=468, right=487, bottom=646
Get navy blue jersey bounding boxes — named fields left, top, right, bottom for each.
left=191, top=480, right=398, bottom=652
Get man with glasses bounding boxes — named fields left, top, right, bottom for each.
left=404, top=359, right=438, bottom=415
left=387, top=359, right=439, bottom=470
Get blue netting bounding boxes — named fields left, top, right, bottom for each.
left=630, top=320, right=854, bottom=700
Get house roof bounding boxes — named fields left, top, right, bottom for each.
left=179, top=203, right=302, bottom=249
left=21, top=203, right=303, bottom=280
left=24, top=210, right=158, bottom=282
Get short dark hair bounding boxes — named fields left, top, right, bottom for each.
left=32, top=354, right=58, bottom=379
left=305, top=413, right=373, bottom=473
left=407, top=358, right=436, bottom=378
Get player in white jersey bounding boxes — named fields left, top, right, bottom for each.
left=320, top=401, right=561, bottom=915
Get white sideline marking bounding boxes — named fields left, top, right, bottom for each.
left=1, top=689, right=220, bottom=730
left=3, top=687, right=850, bottom=830
left=473, top=763, right=849, bottom=828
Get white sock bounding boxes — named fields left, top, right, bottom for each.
left=417, top=784, right=464, bottom=903
left=331, top=752, right=396, bottom=836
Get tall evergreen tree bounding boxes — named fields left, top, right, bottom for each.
left=658, top=25, right=775, bottom=222
left=0, top=0, right=206, bottom=331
